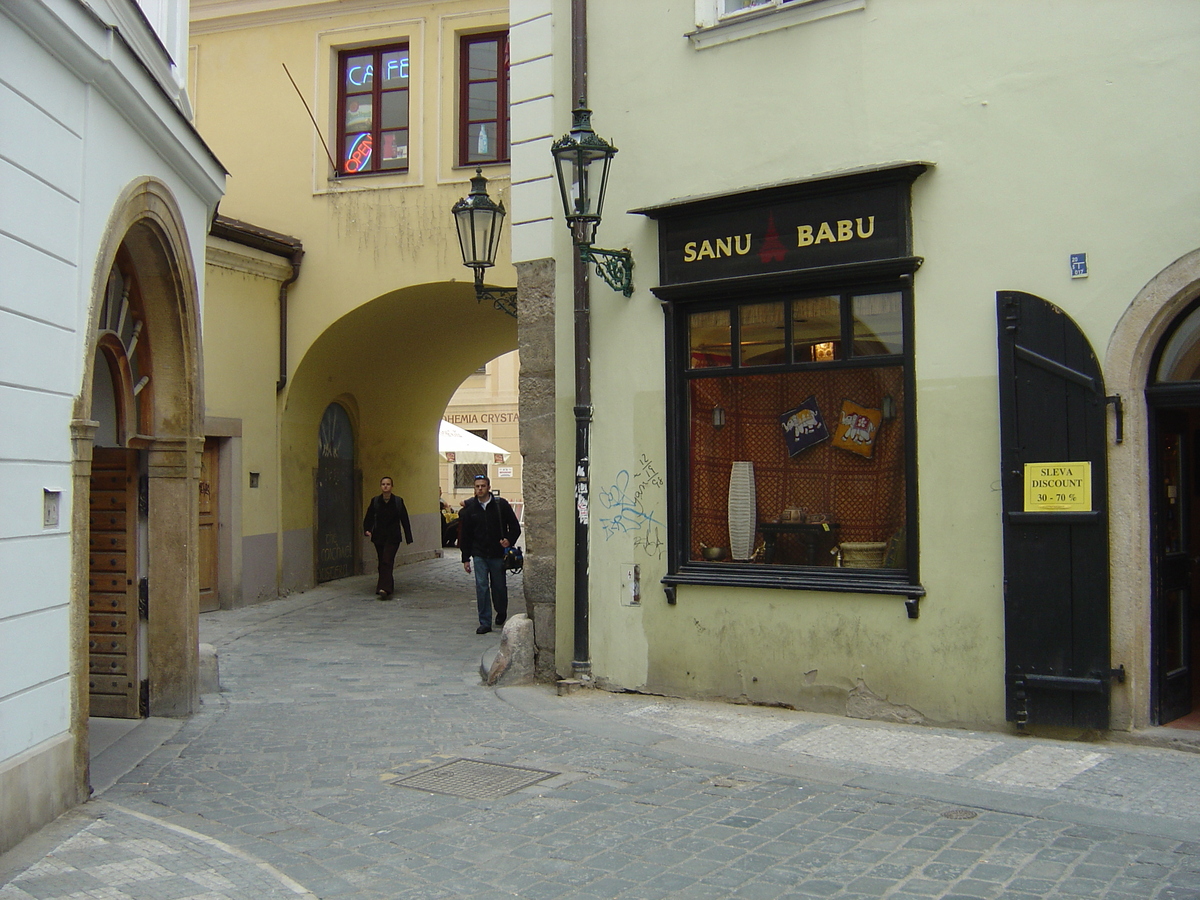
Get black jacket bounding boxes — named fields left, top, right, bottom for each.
left=363, top=494, right=413, bottom=546
left=458, top=494, right=520, bottom=562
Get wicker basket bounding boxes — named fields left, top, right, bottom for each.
left=838, top=541, right=887, bottom=568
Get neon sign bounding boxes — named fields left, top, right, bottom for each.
left=345, top=132, right=372, bottom=172
left=346, top=55, right=408, bottom=87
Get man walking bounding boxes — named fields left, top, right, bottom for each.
left=459, top=475, right=521, bottom=633
left=363, top=476, right=413, bottom=599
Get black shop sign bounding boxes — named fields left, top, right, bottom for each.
left=637, top=163, right=927, bottom=287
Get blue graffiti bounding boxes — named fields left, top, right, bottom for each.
left=596, top=458, right=666, bottom=558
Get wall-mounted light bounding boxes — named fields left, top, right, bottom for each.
left=712, top=405, right=726, bottom=430
left=551, top=104, right=634, bottom=297
left=881, top=394, right=896, bottom=421
left=813, top=341, right=835, bottom=362
left=450, top=168, right=517, bottom=319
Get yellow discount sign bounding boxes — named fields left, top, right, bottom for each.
left=1023, top=462, right=1092, bottom=512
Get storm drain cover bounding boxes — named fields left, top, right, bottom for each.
left=391, top=758, right=557, bottom=799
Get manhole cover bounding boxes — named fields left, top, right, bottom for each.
left=391, top=759, right=557, bottom=799
left=941, top=808, right=979, bottom=820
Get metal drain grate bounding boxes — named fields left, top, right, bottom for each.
left=941, top=808, right=979, bottom=820
left=391, top=758, right=557, bottom=799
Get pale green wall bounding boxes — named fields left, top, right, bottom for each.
left=546, top=1, right=1200, bottom=726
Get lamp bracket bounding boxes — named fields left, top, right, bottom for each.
left=473, top=270, right=518, bottom=319
left=579, top=244, right=634, bottom=297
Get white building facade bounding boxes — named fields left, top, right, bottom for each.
left=0, top=0, right=223, bottom=851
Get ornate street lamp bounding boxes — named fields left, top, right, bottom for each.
left=451, top=168, right=517, bottom=319
left=551, top=104, right=633, bottom=296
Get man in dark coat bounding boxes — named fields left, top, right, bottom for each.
left=459, top=475, right=521, bottom=633
left=363, top=476, right=413, bottom=599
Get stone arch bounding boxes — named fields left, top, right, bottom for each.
left=1105, top=248, right=1200, bottom=730
left=71, top=178, right=205, bottom=786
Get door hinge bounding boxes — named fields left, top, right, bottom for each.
left=138, top=577, right=149, bottom=619
left=139, top=679, right=149, bottom=717
left=1106, top=394, right=1123, bottom=444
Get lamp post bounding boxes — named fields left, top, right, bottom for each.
left=551, top=104, right=633, bottom=297
left=451, top=168, right=518, bottom=319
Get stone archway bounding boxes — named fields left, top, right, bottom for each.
left=72, top=178, right=204, bottom=790
left=1106, top=248, right=1200, bottom=730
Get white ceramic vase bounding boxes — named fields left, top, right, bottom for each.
left=727, top=461, right=756, bottom=561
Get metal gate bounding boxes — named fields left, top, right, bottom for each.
left=316, top=402, right=356, bottom=583
left=997, top=291, right=1117, bottom=729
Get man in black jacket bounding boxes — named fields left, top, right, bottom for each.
left=363, top=476, right=413, bottom=599
left=459, top=475, right=521, bottom=633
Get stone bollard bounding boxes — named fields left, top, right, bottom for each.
left=486, top=614, right=535, bottom=686
left=199, top=643, right=220, bottom=694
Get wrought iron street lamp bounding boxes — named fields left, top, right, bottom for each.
left=551, top=104, right=633, bottom=297
left=451, top=168, right=517, bottom=319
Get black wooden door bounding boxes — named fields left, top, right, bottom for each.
left=997, top=291, right=1112, bottom=729
left=1150, top=409, right=1195, bottom=723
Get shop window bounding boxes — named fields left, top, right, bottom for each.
left=336, top=43, right=410, bottom=175
left=455, top=463, right=488, bottom=488
left=459, top=31, right=509, bottom=166
left=671, top=284, right=915, bottom=593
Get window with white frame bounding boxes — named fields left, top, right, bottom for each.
left=690, top=0, right=865, bottom=48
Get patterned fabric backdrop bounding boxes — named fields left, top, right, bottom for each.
left=689, top=367, right=905, bottom=565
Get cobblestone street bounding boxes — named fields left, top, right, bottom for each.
left=3, top=556, right=1199, bottom=900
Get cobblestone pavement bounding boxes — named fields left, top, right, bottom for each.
left=3, top=555, right=1200, bottom=900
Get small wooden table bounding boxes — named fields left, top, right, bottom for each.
left=759, top=521, right=839, bottom=565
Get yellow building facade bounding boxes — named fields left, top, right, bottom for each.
left=191, top=0, right=517, bottom=603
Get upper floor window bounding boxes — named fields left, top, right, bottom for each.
left=337, top=43, right=410, bottom=176
left=690, top=0, right=865, bottom=48
left=459, top=31, right=509, bottom=166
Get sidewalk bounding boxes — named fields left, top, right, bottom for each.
left=3, top=555, right=1199, bottom=900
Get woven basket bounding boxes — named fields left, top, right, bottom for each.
left=838, top=541, right=887, bottom=568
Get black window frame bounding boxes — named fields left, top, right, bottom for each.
left=458, top=30, right=510, bottom=167
left=661, top=257, right=924, bottom=599
left=336, top=42, right=411, bottom=177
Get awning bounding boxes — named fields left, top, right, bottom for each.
left=439, top=419, right=511, bottom=465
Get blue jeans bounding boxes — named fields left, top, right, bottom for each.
left=472, top=556, right=508, bottom=628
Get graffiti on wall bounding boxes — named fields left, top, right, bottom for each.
left=597, top=454, right=666, bottom=559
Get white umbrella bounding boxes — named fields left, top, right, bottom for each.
left=438, top=419, right=511, bottom=465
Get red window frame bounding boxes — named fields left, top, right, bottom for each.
left=458, top=31, right=510, bottom=166
left=336, top=43, right=410, bottom=176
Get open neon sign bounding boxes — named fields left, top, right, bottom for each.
left=344, top=133, right=372, bottom=172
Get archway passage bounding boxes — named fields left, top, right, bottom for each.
left=1147, top=303, right=1200, bottom=728
left=281, top=282, right=516, bottom=591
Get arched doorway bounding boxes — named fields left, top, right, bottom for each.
left=87, top=252, right=153, bottom=718
left=74, top=178, right=204, bottom=742
left=316, top=402, right=357, bottom=582
left=1147, top=303, right=1200, bottom=727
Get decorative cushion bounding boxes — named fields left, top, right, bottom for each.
left=778, top=396, right=829, bottom=457
left=832, top=399, right=882, bottom=458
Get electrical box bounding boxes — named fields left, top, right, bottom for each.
left=620, top=563, right=641, bottom=606
left=43, top=489, right=61, bottom=528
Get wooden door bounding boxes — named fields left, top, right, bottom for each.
left=89, top=448, right=141, bottom=718
left=997, top=291, right=1113, bottom=729
left=1150, top=409, right=1196, bottom=724
left=199, top=438, right=219, bottom=612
